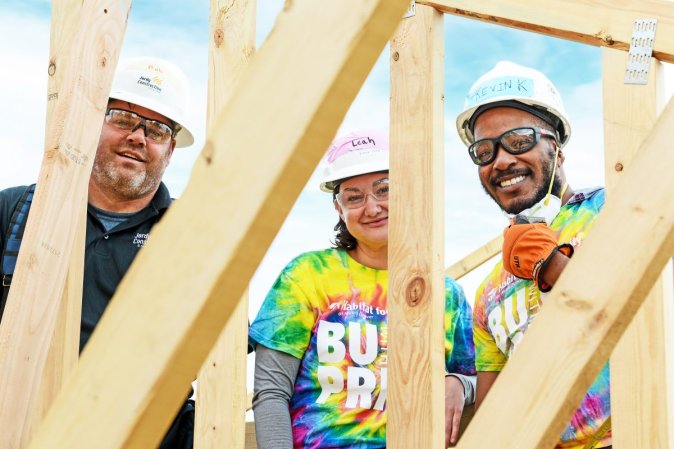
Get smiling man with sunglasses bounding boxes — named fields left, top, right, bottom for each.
left=0, top=56, right=196, bottom=449
left=456, top=61, right=611, bottom=449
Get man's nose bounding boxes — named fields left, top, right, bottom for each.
left=127, top=122, right=148, bottom=144
left=491, top=144, right=517, bottom=170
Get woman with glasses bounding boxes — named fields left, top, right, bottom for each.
left=249, top=131, right=476, bottom=449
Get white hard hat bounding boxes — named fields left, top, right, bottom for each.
left=319, top=130, right=389, bottom=193
left=109, top=57, right=194, bottom=148
left=456, top=61, right=571, bottom=147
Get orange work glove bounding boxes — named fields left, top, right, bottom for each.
left=502, top=223, right=573, bottom=291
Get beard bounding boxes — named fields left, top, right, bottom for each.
left=482, top=148, right=563, bottom=215
left=91, top=142, right=170, bottom=201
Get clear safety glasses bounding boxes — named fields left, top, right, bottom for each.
left=105, top=108, right=174, bottom=144
left=336, top=178, right=389, bottom=209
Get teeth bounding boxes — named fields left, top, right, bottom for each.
left=121, top=153, right=139, bottom=161
left=499, top=175, right=525, bottom=188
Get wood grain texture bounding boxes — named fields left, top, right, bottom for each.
left=419, top=0, right=674, bottom=63
left=388, top=5, right=445, bottom=448
left=245, top=421, right=257, bottom=449
left=603, top=48, right=674, bottom=449
left=0, top=2, right=129, bottom=448
left=195, top=1, right=255, bottom=448
left=32, top=0, right=84, bottom=431
left=26, top=1, right=410, bottom=448
left=456, top=95, right=674, bottom=449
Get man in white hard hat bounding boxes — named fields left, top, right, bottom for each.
left=0, top=57, right=195, bottom=449
left=456, top=61, right=611, bottom=449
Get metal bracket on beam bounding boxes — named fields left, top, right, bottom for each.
left=404, top=0, right=416, bottom=18
left=624, top=19, right=657, bottom=85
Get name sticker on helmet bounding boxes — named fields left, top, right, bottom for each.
left=466, top=76, right=533, bottom=108
left=327, top=136, right=377, bottom=162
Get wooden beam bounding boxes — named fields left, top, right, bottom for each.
left=32, top=0, right=84, bottom=429
left=418, top=0, right=674, bottom=63
left=244, top=421, right=257, bottom=449
left=455, top=95, right=674, bottom=449
left=446, top=235, right=502, bottom=280
left=195, top=1, right=255, bottom=448
left=27, top=2, right=410, bottom=448
left=0, top=2, right=129, bottom=448
left=389, top=5, right=445, bottom=448
left=603, top=48, right=674, bottom=449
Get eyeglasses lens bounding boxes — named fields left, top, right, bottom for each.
left=469, top=127, right=539, bottom=166
left=106, top=109, right=173, bottom=143
left=338, top=179, right=389, bottom=209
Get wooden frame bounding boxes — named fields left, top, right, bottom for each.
left=1, top=1, right=672, bottom=448
left=26, top=2, right=411, bottom=448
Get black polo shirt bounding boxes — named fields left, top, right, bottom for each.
left=0, top=183, right=172, bottom=350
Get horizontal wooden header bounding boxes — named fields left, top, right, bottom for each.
left=419, top=0, right=674, bottom=63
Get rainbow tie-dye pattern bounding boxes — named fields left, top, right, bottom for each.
left=473, top=187, right=611, bottom=449
left=250, top=248, right=475, bottom=449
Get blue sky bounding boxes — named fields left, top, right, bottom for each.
left=2, top=1, right=668, bottom=320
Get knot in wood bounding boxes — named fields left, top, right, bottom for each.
left=405, top=276, right=426, bottom=307
left=393, top=51, right=400, bottom=61
left=202, top=141, right=214, bottom=165
left=214, top=29, right=224, bottom=47
left=614, top=162, right=623, bottom=172
left=48, top=62, right=56, bottom=76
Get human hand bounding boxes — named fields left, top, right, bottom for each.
left=502, top=223, right=573, bottom=290
left=445, top=375, right=465, bottom=447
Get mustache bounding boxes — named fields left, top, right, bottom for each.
left=490, top=168, right=530, bottom=187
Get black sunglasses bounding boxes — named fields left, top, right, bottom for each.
left=468, top=127, right=557, bottom=166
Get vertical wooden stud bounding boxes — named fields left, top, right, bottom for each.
left=33, top=1, right=85, bottom=428
left=389, top=5, right=445, bottom=448
left=195, top=1, right=256, bottom=448
left=603, top=48, right=674, bottom=449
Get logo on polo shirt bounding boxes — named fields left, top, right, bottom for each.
left=132, top=233, right=150, bottom=248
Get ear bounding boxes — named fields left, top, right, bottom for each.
left=334, top=199, right=345, bottom=222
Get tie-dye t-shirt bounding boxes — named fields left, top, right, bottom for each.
left=474, top=187, right=611, bottom=449
left=250, top=248, right=475, bottom=449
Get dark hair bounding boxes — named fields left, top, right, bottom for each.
left=330, top=186, right=357, bottom=251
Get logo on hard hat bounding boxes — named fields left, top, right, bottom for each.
left=136, top=75, right=162, bottom=93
